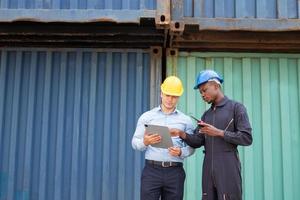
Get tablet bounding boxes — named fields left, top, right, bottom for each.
left=144, top=124, right=173, bottom=149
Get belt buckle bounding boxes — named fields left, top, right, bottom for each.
left=162, top=161, right=171, bottom=167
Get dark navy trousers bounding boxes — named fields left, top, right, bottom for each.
left=140, top=163, right=186, bottom=200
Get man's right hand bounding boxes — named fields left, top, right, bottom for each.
left=143, top=133, right=161, bottom=146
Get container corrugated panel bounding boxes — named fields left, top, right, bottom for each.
left=0, top=0, right=156, bottom=22
left=0, top=48, right=161, bottom=200
left=171, top=0, right=300, bottom=31
left=167, top=52, right=300, bottom=200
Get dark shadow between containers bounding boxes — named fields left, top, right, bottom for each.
left=0, top=19, right=165, bottom=48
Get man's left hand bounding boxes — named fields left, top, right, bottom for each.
left=198, top=121, right=224, bottom=137
left=168, top=147, right=182, bottom=157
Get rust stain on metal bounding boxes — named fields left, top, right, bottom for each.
left=10, top=18, right=43, bottom=22
left=2, top=17, right=131, bottom=23
left=89, top=18, right=117, bottom=23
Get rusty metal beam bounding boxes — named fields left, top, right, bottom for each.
left=171, top=30, right=300, bottom=52
left=170, top=18, right=300, bottom=32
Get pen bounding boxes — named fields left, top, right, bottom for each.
left=224, top=118, right=234, bottom=131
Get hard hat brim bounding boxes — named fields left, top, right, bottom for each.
left=193, top=78, right=223, bottom=90
left=193, top=84, right=200, bottom=90
left=161, top=89, right=183, bottom=97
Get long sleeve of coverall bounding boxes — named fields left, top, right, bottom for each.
left=184, top=100, right=252, bottom=148
left=223, top=103, right=252, bottom=146
left=184, top=126, right=205, bottom=148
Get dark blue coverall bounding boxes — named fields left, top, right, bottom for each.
left=184, top=96, right=252, bottom=200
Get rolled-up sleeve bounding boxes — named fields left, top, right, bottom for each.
left=131, top=115, right=147, bottom=151
left=179, top=118, right=195, bottom=158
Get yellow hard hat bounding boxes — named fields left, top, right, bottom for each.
left=161, top=76, right=184, bottom=96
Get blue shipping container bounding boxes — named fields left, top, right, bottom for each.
left=0, top=0, right=157, bottom=22
left=0, top=48, right=161, bottom=200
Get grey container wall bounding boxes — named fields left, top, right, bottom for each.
left=0, top=48, right=161, bottom=200
left=170, top=0, right=300, bottom=31
left=0, top=0, right=157, bottom=22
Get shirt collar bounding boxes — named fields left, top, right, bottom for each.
left=157, top=105, right=178, bottom=114
left=212, top=96, right=229, bottom=108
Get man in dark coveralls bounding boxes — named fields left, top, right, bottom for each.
left=170, top=69, right=252, bottom=200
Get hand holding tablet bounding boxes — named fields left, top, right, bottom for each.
left=144, top=124, right=174, bottom=149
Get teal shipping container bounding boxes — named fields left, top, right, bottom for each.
left=167, top=52, right=300, bottom=200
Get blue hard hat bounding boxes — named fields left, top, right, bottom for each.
left=193, top=70, right=223, bottom=89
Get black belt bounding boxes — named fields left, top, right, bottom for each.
left=146, top=159, right=183, bottom=168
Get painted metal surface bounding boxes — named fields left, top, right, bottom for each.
left=167, top=52, right=300, bottom=200
left=0, top=0, right=156, bottom=22
left=170, top=0, right=300, bottom=31
left=0, top=48, right=161, bottom=200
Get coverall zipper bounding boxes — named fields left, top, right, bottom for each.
left=212, top=106, right=216, bottom=186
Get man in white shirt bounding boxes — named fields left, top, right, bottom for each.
left=132, top=76, right=195, bottom=200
